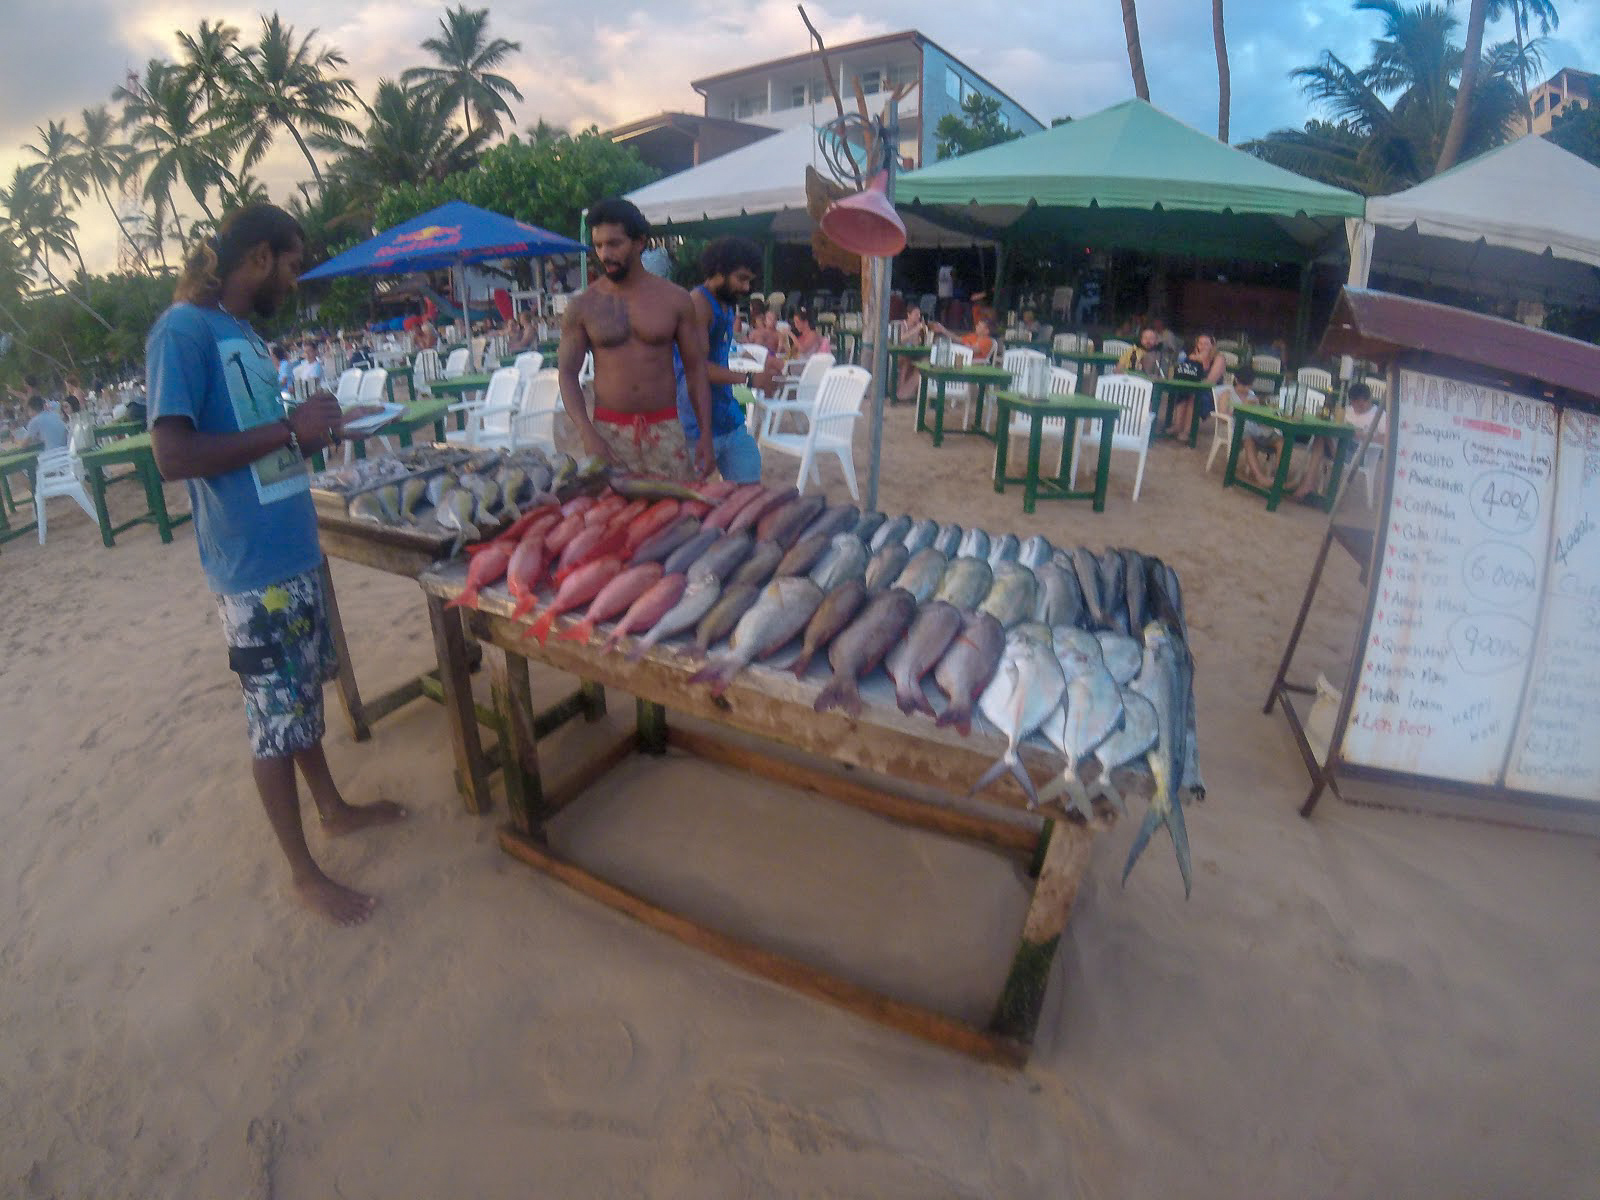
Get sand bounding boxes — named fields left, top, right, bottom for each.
left=3, top=401, right=1598, bottom=1199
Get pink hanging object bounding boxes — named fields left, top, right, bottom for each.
left=820, top=172, right=908, bottom=258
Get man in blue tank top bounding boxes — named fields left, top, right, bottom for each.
left=674, top=237, right=778, bottom=483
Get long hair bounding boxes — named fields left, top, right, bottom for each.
left=175, top=204, right=304, bottom=306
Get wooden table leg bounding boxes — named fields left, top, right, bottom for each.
left=636, top=697, right=668, bottom=754
left=1267, top=435, right=1295, bottom=512
left=989, top=818, right=1094, bottom=1044
left=1023, top=415, right=1044, bottom=515
left=429, top=593, right=494, bottom=814
left=86, top=463, right=115, bottom=547
left=1222, top=413, right=1246, bottom=488
left=319, top=558, right=371, bottom=743
left=496, top=649, right=546, bottom=835
left=932, top=380, right=947, bottom=448
left=915, top=374, right=929, bottom=433
left=139, top=453, right=174, bottom=543
left=1093, top=416, right=1114, bottom=512
left=992, top=400, right=1010, bottom=494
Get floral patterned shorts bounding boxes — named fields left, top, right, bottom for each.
left=555, top=405, right=694, bottom=479
left=216, top=565, right=338, bottom=759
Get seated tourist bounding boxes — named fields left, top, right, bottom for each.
left=789, top=309, right=823, bottom=359
left=930, top=315, right=998, bottom=363
left=1164, top=332, right=1228, bottom=439
left=895, top=304, right=930, bottom=402
left=17, top=394, right=69, bottom=451
left=1116, top=325, right=1164, bottom=377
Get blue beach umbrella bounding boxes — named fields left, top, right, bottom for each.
left=301, top=200, right=586, bottom=362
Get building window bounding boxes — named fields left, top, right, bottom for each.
left=734, top=93, right=767, bottom=118
left=860, top=69, right=881, bottom=95
left=945, top=67, right=962, bottom=101
left=1534, top=95, right=1547, bottom=115
left=789, top=85, right=807, bottom=109
left=887, top=63, right=918, bottom=89
left=810, top=78, right=829, bottom=103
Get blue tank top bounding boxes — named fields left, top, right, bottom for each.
left=674, top=284, right=743, bottom=441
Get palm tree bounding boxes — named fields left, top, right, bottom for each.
left=1213, top=0, right=1231, bottom=141
left=217, top=171, right=271, bottom=210
left=22, top=120, right=90, bottom=280
left=233, top=14, right=359, bottom=190
left=318, top=79, right=490, bottom=210
left=72, top=105, right=147, bottom=272
left=1119, top=0, right=1152, bottom=101
left=117, top=58, right=238, bottom=228
left=1487, top=0, right=1559, bottom=130
left=0, top=167, right=112, bottom=328
left=402, top=5, right=523, bottom=139
left=1436, top=0, right=1489, bottom=170
left=176, top=19, right=245, bottom=108
left=1245, top=0, right=1521, bottom=192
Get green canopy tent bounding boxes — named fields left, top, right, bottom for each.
left=896, top=99, right=1366, bottom=350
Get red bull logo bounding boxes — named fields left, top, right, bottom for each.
left=376, top=223, right=462, bottom=258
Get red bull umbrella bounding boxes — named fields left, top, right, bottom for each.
left=299, top=200, right=585, bottom=279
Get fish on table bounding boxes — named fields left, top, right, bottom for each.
left=808, top=534, right=869, bottom=592
left=789, top=579, right=867, bottom=678
left=1037, top=627, right=1124, bottom=820
left=968, top=630, right=1067, bottom=808
left=932, top=610, right=1005, bottom=736
left=813, top=587, right=917, bottom=718
left=886, top=600, right=964, bottom=717
left=1125, top=620, right=1193, bottom=897
left=893, top=547, right=948, bottom=604
left=691, top=576, right=824, bottom=697
left=627, top=574, right=721, bottom=662
left=864, top=542, right=910, bottom=594
left=934, top=557, right=993, bottom=611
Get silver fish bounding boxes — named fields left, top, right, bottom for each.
left=1032, top=563, right=1085, bottom=628
left=970, top=631, right=1067, bottom=807
left=1096, top=631, right=1143, bottom=685
left=774, top=531, right=833, bottom=578
left=549, top=453, right=577, bottom=490
left=893, top=547, right=947, bottom=604
left=730, top=540, right=784, bottom=589
left=631, top=515, right=702, bottom=565
left=1125, top=621, right=1193, bottom=897
left=1018, top=535, right=1054, bottom=569
left=374, top=484, right=401, bottom=522
left=789, top=579, right=867, bottom=677
left=851, top=510, right=886, bottom=543
left=864, top=542, right=910, bottom=593
left=1038, top=628, right=1125, bottom=820
left=398, top=476, right=428, bottom=521
left=498, top=466, right=528, bottom=507
left=435, top=487, right=481, bottom=551
left=987, top=532, right=1020, bottom=567
left=957, top=528, right=991, bottom=561
left=662, top=527, right=721, bottom=576
left=688, top=531, right=755, bottom=584
left=694, top=581, right=761, bottom=655
left=1120, top=548, right=1148, bottom=635
left=691, top=576, right=824, bottom=696
left=902, top=517, right=939, bottom=555
left=627, top=574, right=721, bottom=661
left=932, top=522, right=963, bottom=557
left=887, top=601, right=964, bottom=717
left=869, top=513, right=912, bottom=553
left=1011, top=620, right=1054, bottom=646
left=1088, top=688, right=1159, bottom=813
left=523, top=464, right=553, bottom=496
left=979, top=562, right=1037, bottom=628
left=1071, top=545, right=1113, bottom=630
left=808, top=533, right=869, bottom=592
left=350, top=492, right=387, bottom=524
left=813, top=587, right=917, bottom=717
left=934, top=557, right=993, bottom=611
left=425, top=471, right=457, bottom=506
left=801, top=503, right=860, bottom=543
left=472, top=479, right=503, bottom=524
left=933, top=611, right=1006, bottom=736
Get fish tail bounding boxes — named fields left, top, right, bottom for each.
left=899, top=682, right=936, bottom=719
left=812, top=674, right=860, bottom=716
left=625, top=633, right=656, bottom=663
left=1168, top=795, right=1193, bottom=899
left=1121, top=804, right=1164, bottom=888
left=934, top=701, right=972, bottom=737
left=966, top=755, right=1011, bottom=799
left=557, top=619, right=595, bottom=644
left=1008, top=754, right=1041, bottom=808
left=689, top=654, right=738, bottom=696
left=600, top=626, right=627, bottom=655
left=510, top=593, right=537, bottom=620
left=788, top=648, right=814, bottom=678
left=444, top=583, right=478, bottom=610
left=528, top=608, right=558, bottom=644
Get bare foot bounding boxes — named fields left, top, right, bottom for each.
left=321, top=798, right=407, bottom=836
left=294, top=874, right=377, bottom=926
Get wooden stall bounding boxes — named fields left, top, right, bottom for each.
left=1267, top=289, right=1600, bottom=833
left=417, top=560, right=1149, bottom=1066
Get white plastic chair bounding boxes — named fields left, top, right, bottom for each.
left=446, top=367, right=522, bottom=449
left=513, top=369, right=562, bottom=455
left=999, top=347, right=1049, bottom=435
left=1005, top=364, right=1077, bottom=476
left=1360, top=376, right=1388, bottom=404
left=734, top=343, right=769, bottom=368
left=33, top=447, right=96, bottom=543
left=1052, top=332, right=1083, bottom=354
left=756, top=353, right=835, bottom=445
left=1102, top=338, right=1133, bottom=362
left=1220, top=349, right=1240, bottom=369
left=1206, top=384, right=1237, bottom=472
left=512, top=351, right=543, bottom=389
left=925, top=340, right=976, bottom=429
left=412, top=348, right=443, bottom=398
left=340, top=369, right=395, bottom=464
left=1279, top=384, right=1326, bottom=419
left=334, top=368, right=363, bottom=406
left=1297, top=366, right=1333, bottom=393
left=1070, top=374, right=1156, bottom=502
left=761, top=365, right=870, bottom=500
left=443, top=347, right=471, bottom=380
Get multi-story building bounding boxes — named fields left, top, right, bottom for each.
left=1529, top=67, right=1595, bottom=135
left=688, top=30, right=1043, bottom=169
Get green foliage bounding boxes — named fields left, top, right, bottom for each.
left=374, top=127, right=658, bottom=243
left=935, top=93, right=1025, bottom=161
left=401, top=5, right=523, bottom=140
left=1545, top=102, right=1600, bottom=168
left=0, top=270, right=176, bottom=384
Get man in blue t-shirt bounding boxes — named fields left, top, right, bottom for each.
left=148, top=203, right=404, bottom=927
left=673, top=237, right=779, bottom=483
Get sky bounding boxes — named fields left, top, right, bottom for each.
left=1, top=0, right=1595, bottom=274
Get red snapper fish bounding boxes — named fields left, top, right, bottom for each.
left=446, top=542, right=511, bottom=610
left=601, top=572, right=689, bottom=654
left=702, top=484, right=766, bottom=532
left=558, top=563, right=665, bottom=643
left=621, top=499, right=681, bottom=555
left=525, top=557, right=623, bottom=644
left=506, top=533, right=549, bottom=618
left=543, top=512, right=587, bottom=555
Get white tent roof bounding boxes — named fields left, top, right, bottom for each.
left=625, top=124, right=992, bottom=249
left=1357, top=137, right=1600, bottom=306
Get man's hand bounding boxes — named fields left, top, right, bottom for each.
left=754, top=364, right=780, bottom=395
left=289, top=390, right=344, bottom=455
left=693, top=435, right=715, bottom=480
left=580, top=429, right=621, bottom=467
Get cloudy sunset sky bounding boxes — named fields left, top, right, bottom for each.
left=2, top=0, right=1595, bottom=273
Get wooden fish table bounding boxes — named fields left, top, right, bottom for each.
left=417, top=559, right=1145, bottom=1067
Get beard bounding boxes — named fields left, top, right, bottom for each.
left=601, top=261, right=630, bottom=283
left=713, top=281, right=741, bottom=304
left=251, top=286, right=282, bottom=319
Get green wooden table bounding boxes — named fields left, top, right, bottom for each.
left=79, top=432, right=193, bottom=547
left=1135, top=374, right=1217, bottom=447
left=1051, top=350, right=1120, bottom=394
left=94, top=418, right=145, bottom=440
left=0, top=446, right=40, bottom=540
left=1222, top=403, right=1356, bottom=513
left=336, top=398, right=455, bottom=462
left=426, top=374, right=494, bottom=433
left=992, top=392, right=1122, bottom=513
left=915, top=363, right=1014, bottom=447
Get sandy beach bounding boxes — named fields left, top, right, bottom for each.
left=3, top=401, right=1597, bottom=1199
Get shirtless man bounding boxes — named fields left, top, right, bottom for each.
left=557, top=197, right=713, bottom=479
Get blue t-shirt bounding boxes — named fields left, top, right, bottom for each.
left=146, top=303, right=321, bottom=595
left=674, top=285, right=745, bottom=441
left=23, top=409, right=69, bottom=450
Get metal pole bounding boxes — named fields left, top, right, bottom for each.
left=577, top=209, right=589, bottom=294
left=864, top=98, right=899, bottom=513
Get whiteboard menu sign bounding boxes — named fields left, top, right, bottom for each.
left=1504, top=408, right=1600, bottom=802
left=1342, top=370, right=1557, bottom=784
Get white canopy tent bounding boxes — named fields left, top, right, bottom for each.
left=1348, top=136, right=1600, bottom=306
left=624, top=124, right=993, bottom=249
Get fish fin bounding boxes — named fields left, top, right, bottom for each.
left=1121, top=804, right=1164, bottom=888
left=933, top=701, right=971, bottom=736
left=966, top=755, right=1011, bottom=799
left=557, top=619, right=595, bottom=644
left=528, top=609, right=558, bottom=644
left=625, top=634, right=655, bottom=663
left=788, top=649, right=814, bottom=678
left=813, top=674, right=859, bottom=716
left=510, top=593, right=537, bottom=620
left=1034, top=772, right=1067, bottom=805
left=1008, top=753, right=1041, bottom=808
left=1169, top=795, right=1193, bottom=899
left=690, top=654, right=739, bottom=696
left=444, top=584, right=477, bottom=610
left=907, top=685, right=937, bottom=719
